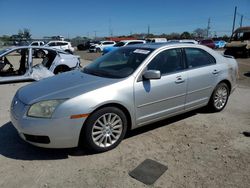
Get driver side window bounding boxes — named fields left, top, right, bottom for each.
left=147, top=48, right=184, bottom=75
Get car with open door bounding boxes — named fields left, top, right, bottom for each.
left=0, top=46, right=80, bottom=83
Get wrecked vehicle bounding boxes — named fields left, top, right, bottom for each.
left=0, top=46, right=81, bottom=83
left=224, top=26, right=250, bottom=58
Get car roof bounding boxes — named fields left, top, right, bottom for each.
left=120, top=40, right=145, bottom=43
left=47, top=40, right=69, bottom=43
left=126, top=42, right=217, bottom=52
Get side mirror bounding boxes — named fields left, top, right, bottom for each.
left=143, top=70, right=161, bottom=80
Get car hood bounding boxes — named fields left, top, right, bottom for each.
left=17, top=70, right=122, bottom=105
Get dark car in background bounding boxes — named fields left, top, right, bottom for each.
left=199, top=39, right=215, bottom=49
left=77, top=41, right=99, bottom=51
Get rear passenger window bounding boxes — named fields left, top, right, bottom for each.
left=103, top=42, right=114, bottom=45
left=57, top=42, right=67, bottom=46
left=48, top=42, right=56, bottom=46
left=185, top=48, right=216, bottom=68
left=31, top=42, right=38, bottom=46
left=127, top=41, right=144, bottom=45
left=147, top=48, right=184, bottom=75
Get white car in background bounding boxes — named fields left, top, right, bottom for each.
left=146, top=38, right=167, bottom=43
left=168, top=39, right=198, bottom=44
left=89, top=41, right=116, bottom=52
left=103, top=40, right=146, bottom=54
left=44, top=41, right=75, bottom=54
left=29, top=41, right=45, bottom=46
left=0, top=46, right=80, bottom=83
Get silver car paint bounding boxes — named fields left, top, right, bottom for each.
left=11, top=43, right=238, bottom=148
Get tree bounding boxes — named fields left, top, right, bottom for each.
left=167, top=32, right=180, bottom=40
left=23, top=28, right=31, bottom=40
left=17, top=28, right=32, bottom=40
left=180, top=31, right=191, bottom=39
left=193, top=28, right=207, bottom=38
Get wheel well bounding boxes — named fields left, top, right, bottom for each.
left=219, top=80, right=231, bottom=93
left=78, top=103, right=132, bottom=147
left=91, top=103, right=132, bottom=131
left=54, top=65, right=70, bottom=73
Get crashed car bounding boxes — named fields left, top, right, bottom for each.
left=0, top=46, right=81, bottom=83
left=224, top=26, right=250, bottom=58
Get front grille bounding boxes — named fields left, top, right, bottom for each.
left=23, top=134, right=50, bottom=144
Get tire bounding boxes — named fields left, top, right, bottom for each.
left=96, top=48, right=101, bottom=53
left=54, top=65, right=70, bottom=74
left=77, top=44, right=84, bottom=51
left=36, top=50, right=45, bottom=58
left=208, top=82, right=229, bottom=112
left=82, top=107, right=127, bottom=152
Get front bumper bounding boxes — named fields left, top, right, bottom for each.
left=10, top=98, right=86, bottom=148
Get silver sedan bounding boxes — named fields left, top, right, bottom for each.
left=10, top=43, right=238, bottom=152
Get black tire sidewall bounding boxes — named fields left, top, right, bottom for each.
left=83, top=107, right=127, bottom=152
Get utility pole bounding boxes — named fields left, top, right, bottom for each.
left=207, top=18, right=211, bottom=38
left=94, top=31, right=97, bottom=39
left=240, top=15, right=243, bottom=27
left=232, top=6, right=237, bottom=34
left=147, top=25, right=150, bottom=36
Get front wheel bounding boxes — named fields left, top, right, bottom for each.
left=82, top=107, right=127, bottom=152
left=208, top=82, right=229, bottom=112
left=96, top=48, right=101, bottom=53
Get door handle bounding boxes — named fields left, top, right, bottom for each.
left=212, top=70, right=220, bottom=75
left=175, top=76, right=185, bottom=84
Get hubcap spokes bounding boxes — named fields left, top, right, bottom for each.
left=214, top=86, right=228, bottom=109
left=92, top=113, right=123, bottom=148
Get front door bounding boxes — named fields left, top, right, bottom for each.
left=134, top=48, right=187, bottom=126
left=0, top=48, right=32, bottom=83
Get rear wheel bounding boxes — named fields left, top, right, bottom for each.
left=208, top=82, right=229, bottom=112
left=96, top=48, right=101, bottom=53
left=82, top=107, right=127, bottom=152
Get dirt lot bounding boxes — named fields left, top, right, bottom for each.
left=0, top=51, right=250, bottom=188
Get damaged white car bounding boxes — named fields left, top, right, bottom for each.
left=0, top=46, right=81, bottom=83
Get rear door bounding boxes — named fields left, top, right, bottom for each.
left=184, top=48, right=220, bottom=110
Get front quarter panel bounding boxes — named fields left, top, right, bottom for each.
left=52, top=77, right=136, bottom=127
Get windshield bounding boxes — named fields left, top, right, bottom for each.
left=82, top=47, right=153, bottom=78
left=114, top=42, right=125, bottom=47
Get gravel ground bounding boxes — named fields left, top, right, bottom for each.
left=0, top=51, right=250, bottom=188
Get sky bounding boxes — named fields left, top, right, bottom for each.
left=0, top=0, right=250, bottom=38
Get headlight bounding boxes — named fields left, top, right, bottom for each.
left=27, top=99, right=66, bottom=118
